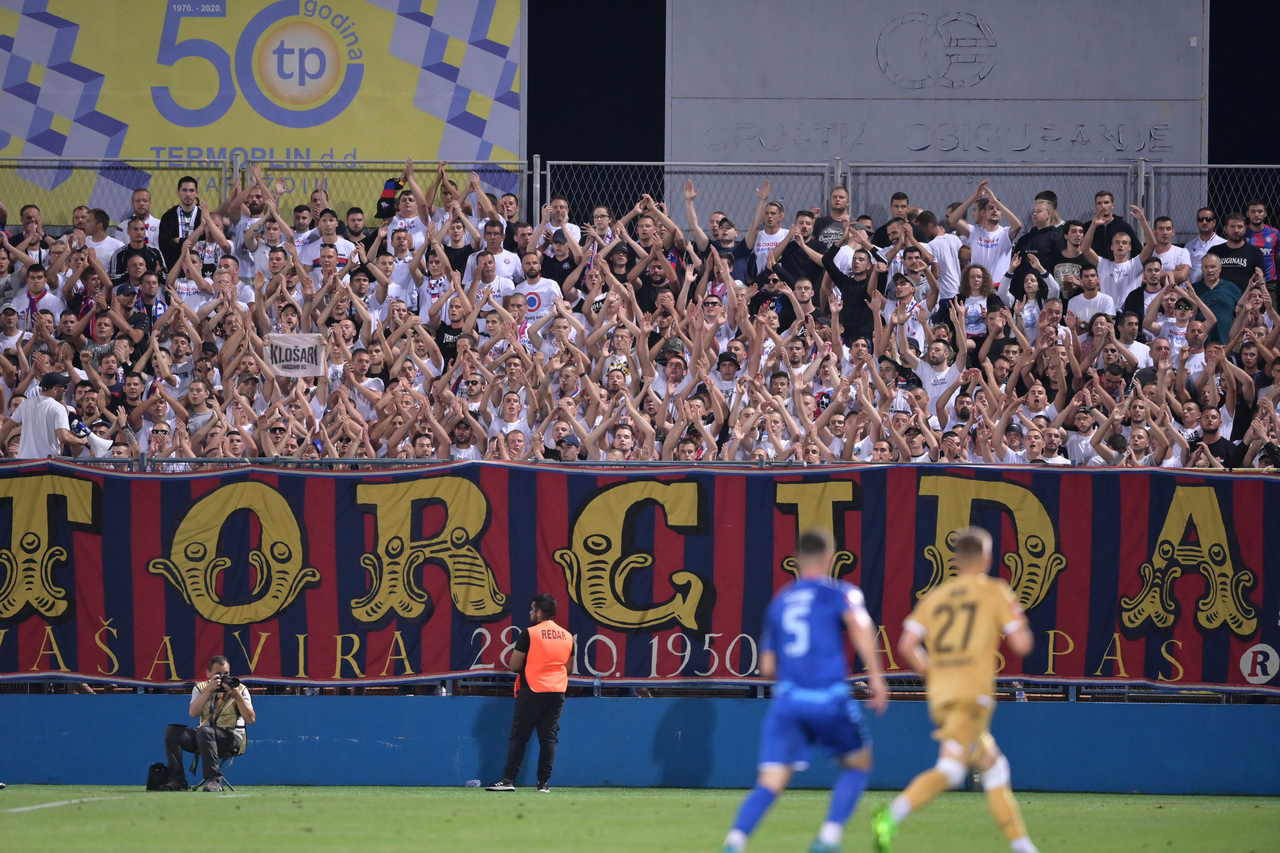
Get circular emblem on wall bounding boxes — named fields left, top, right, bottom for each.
left=877, top=12, right=998, bottom=90
left=1240, top=643, right=1278, bottom=685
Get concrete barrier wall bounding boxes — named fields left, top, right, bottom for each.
left=1, top=696, right=1275, bottom=795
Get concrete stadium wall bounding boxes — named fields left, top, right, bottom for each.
left=667, top=0, right=1209, bottom=165
left=1, top=696, right=1276, bottom=795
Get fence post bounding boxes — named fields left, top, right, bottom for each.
left=1135, top=158, right=1147, bottom=210
left=834, top=157, right=843, bottom=188
left=531, top=154, right=541, bottom=223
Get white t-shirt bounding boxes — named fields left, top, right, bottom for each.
left=515, top=277, right=562, bottom=321
left=232, top=216, right=264, bottom=279
left=966, top=225, right=1014, bottom=283
left=914, top=360, right=961, bottom=411
left=114, top=214, right=160, bottom=248
left=927, top=233, right=964, bottom=299
left=752, top=228, right=789, bottom=274
left=173, top=276, right=214, bottom=314
left=12, top=394, right=70, bottom=459
left=299, top=235, right=357, bottom=286
left=1157, top=318, right=1189, bottom=360
left=416, top=276, right=451, bottom=321
left=348, top=377, right=386, bottom=422
left=390, top=215, right=429, bottom=249
left=1154, top=244, right=1192, bottom=277
left=1097, top=257, right=1144, bottom=305
left=1186, top=234, right=1227, bottom=284
left=9, top=289, right=67, bottom=332
left=1066, top=430, right=1101, bottom=465
left=1124, top=338, right=1153, bottom=369
left=474, top=275, right=516, bottom=302
left=463, top=249, right=523, bottom=285
left=536, top=221, right=581, bottom=248
left=249, top=238, right=288, bottom=284
left=1067, top=291, right=1116, bottom=323
left=85, top=234, right=124, bottom=269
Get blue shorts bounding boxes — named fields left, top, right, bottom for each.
left=758, top=685, right=871, bottom=771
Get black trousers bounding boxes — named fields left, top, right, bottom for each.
left=164, top=724, right=239, bottom=783
left=503, top=688, right=565, bottom=784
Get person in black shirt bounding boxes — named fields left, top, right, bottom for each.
left=1088, top=190, right=1141, bottom=261
left=1212, top=212, right=1267, bottom=290
left=110, top=216, right=167, bottom=285
left=627, top=243, right=678, bottom=315
left=822, top=229, right=876, bottom=344
left=158, top=176, right=203, bottom=270
left=540, top=231, right=577, bottom=285
left=497, top=192, right=521, bottom=253
left=341, top=208, right=377, bottom=254
left=1009, top=201, right=1068, bottom=299
left=871, top=192, right=929, bottom=246
left=779, top=211, right=825, bottom=284
left=812, top=185, right=852, bottom=251
left=747, top=265, right=798, bottom=332
left=440, top=209, right=480, bottom=273
left=1197, top=406, right=1244, bottom=468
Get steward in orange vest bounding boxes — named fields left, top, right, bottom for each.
left=485, top=594, right=572, bottom=793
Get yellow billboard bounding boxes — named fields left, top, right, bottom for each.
left=0, top=0, right=523, bottom=220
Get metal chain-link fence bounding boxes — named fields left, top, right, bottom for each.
left=544, top=161, right=832, bottom=237
left=9, top=158, right=1280, bottom=251
left=1148, top=165, right=1280, bottom=245
left=0, top=158, right=230, bottom=231
left=847, top=163, right=1140, bottom=231
left=229, top=158, right=528, bottom=227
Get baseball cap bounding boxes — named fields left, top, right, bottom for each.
left=318, top=207, right=338, bottom=220
left=551, top=230, right=568, bottom=244
left=557, top=433, right=581, bottom=447
left=115, top=283, right=138, bottom=296
left=0, top=303, right=15, bottom=314
left=40, top=372, right=70, bottom=390
left=201, top=342, right=219, bottom=355
left=1174, top=297, right=1194, bottom=309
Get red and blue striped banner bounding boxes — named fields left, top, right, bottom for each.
left=0, top=461, right=1276, bottom=693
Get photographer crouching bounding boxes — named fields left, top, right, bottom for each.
left=159, top=655, right=255, bottom=792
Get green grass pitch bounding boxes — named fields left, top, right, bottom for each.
left=1, top=785, right=1275, bottom=852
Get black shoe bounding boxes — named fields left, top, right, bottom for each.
left=157, top=781, right=187, bottom=792
left=536, top=782, right=550, bottom=793
left=485, top=779, right=515, bottom=792
left=198, top=780, right=223, bottom=792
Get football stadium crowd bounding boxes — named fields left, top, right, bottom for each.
left=0, top=160, right=1278, bottom=470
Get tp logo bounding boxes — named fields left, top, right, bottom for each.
left=877, top=12, right=997, bottom=90
left=153, top=0, right=364, bottom=128
left=1240, top=643, right=1278, bottom=685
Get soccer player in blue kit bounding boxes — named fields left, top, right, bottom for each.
left=720, top=529, right=889, bottom=853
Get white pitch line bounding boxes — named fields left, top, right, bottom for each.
left=3, top=796, right=125, bottom=813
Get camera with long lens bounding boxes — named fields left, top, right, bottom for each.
left=215, top=674, right=241, bottom=689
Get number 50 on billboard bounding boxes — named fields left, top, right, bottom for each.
left=0, top=0, right=524, bottom=163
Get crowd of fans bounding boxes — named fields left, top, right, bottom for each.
left=0, top=160, right=1277, bottom=469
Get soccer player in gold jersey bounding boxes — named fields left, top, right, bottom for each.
left=873, top=527, right=1039, bottom=853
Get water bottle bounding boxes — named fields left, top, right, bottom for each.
left=1014, top=681, right=1026, bottom=702
left=465, top=779, right=481, bottom=788
left=304, top=687, right=319, bottom=696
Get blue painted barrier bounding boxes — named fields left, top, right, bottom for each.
left=0, top=696, right=1275, bottom=795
